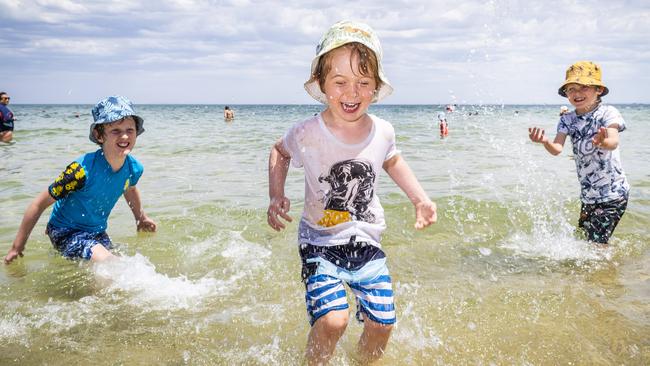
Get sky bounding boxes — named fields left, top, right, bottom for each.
left=1, top=0, right=649, bottom=105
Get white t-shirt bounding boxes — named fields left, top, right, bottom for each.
left=283, top=113, right=399, bottom=247
left=557, top=104, right=629, bottom=204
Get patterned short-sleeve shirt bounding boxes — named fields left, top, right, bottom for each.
left=557, top=104, right=629, bottom=204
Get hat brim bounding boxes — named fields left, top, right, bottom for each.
left=558, top=79, right=609, bottom=97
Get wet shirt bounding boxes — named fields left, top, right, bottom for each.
left=557, top=104, right=629, bottom=204
left=0, top=104, right=14, bottom=131
left=48, top=149, right=143, bottom=232
left=283, top=113, right=398, bottom=247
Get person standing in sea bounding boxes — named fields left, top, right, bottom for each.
left=0, top=91, right=15, bottom=142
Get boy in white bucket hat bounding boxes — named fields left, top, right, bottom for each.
left=267, top=20, right=437, bottom=365
left=5, top=96, right=156, bottom=264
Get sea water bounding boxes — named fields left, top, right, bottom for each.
left=1, top=104, right=648, bottom=364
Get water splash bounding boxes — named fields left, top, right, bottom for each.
left=92, top=253, right=222, bottom=311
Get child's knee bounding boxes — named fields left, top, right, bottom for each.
left=317, top=310, right=349, bottom=334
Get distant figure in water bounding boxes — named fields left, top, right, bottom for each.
left=0, top=92, right=15, bottom=142
left=559, top=105, right=569, bottom=116
left=437, top=111, right=449, bottom=138
left=528, top=61, right=629, bottom=245
left=224, top=106, right=235, bottom=121
left=445, top=104, right=456, bottom=113
left=4, top=95, right=157, bottom=264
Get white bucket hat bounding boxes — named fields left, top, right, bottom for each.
left=304, top=20, right=393, bottom=104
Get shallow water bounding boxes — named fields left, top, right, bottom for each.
left=1, top=104, right=649, bottom=365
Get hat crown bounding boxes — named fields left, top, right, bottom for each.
left=316, top=21, right=383, bottom=61
left=92, top=95, right=137, bottom=124
left=565, top=61, right=602, bottom=82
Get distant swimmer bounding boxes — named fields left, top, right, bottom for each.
left=224, top=106, right=235, bottom=121
left=0, top=92, right=15, bottom=142
left=445, top=104, right=456, bottom=113
left=437, top=111, right=449, bottom=138
left=559, top=105, right=569, bottom=116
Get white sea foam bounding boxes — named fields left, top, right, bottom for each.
left=499, top=232, right=613, bottom=262
left=92, top=253, right=222, bottom=311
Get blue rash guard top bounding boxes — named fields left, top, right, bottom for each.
left=47, top=149, right=143, bottom=232
left=0, top=104, right=14, bottom=131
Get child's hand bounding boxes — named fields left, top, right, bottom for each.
left=137, top=215, right=157, bottom=232
left=4, top=247, right=23, bottom=264
left=414, top=199, right=437, bottom=229
left=592, top=127, right=608, bottom=147
left=528, top=127, right=548, bottom=144
left=268, top=196, right=292, bottom=231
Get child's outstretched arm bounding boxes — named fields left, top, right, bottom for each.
left=124, top=186, right=157, bottom=232
left=267, top=139, right=293, bottom=231
left=4, top=190, right=55, bottom=264
left=383, top=154, right=437, bottom=229
left=592, top=126, right=620, bottom=150
left=528, top=127, right=566, bottom=155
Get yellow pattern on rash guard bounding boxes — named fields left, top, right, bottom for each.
left=49, top=162, right=87, bottom=200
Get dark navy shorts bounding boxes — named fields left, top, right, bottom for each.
left=46, top=223, right=113, bottom=260
left=0, top=119, right=13, bottom=132
left=578, top=196, right=628, bottom=244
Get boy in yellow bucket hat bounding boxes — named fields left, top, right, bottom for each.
left=266, top=20, right=437, bottom=365
left=528, top=61, right=629, bottom=244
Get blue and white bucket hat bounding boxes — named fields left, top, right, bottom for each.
left=89, top=95, right=144, bottom=143
left=304, top=20, right=393, bottom=104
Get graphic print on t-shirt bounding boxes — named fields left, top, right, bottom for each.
left=317, top=159, right=376, bottom=227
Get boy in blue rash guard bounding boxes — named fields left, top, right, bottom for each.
left=4, top=95, right=157, bottom=263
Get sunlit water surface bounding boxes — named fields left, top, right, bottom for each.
left=1, top=104, right=648, bottom=364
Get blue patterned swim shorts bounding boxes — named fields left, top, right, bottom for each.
left=300, top=240, right=396, bottom=326
left=46, top=223, right=113, bottom=260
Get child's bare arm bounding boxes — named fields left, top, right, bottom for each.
left=124, top=186, right=157, bottom=232
left=383, top=154, right=437, bottom=229
left=4, top=190, right=55, bottom=264
left=592, top=126, right=620, bottom=150
left=267, top=139, right=293, bottom=231
left=528, top=127, right=566, bottom=155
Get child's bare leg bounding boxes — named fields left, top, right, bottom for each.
left=90, top=244, right=115, bottom=262
left=357, top=316, right=393, bottom=364
left=306, top=309, right=349, bottom=366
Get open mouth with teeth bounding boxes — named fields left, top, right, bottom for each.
left=117, top=142, right=130, bottom=149
left=341, top=102, right=360, bottom=113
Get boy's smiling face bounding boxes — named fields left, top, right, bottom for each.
left=564, top=83, right=603, bottom=114
left=322, top=46, right=377, bottom=124
left=95, top=117, right=137, bottom=160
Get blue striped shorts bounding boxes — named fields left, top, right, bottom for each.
left=300, top=241, right=396, bottom=326
left=46, top=223, right=113, bottom=260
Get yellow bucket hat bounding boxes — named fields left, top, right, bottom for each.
left=558, top=61, right=609, bottom=97
left=304, top=20, right=393, bottom=104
